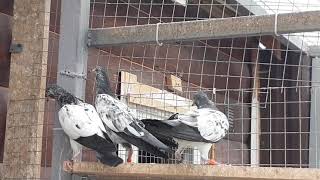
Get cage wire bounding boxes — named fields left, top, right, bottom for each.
left=1, top=0, right=320, bottom=179
left=84, top=0, right=320, bottom=168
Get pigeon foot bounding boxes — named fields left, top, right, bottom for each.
left=207, top=159, right=220, bottom=165
left=63, top=160, right=73, bottom=173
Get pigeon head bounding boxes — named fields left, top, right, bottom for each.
left=192, top=91, right=217, bottom=109
left=92, top=66, right=114, bottom=96
left=46, top=84, right=65, bottom=99
left=45, top=84, right=77, bottom=106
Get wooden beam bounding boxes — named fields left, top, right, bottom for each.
left=88, top=11, right=320, bottom=46
left=121, top=71, right=193, bottom=113
left=69, top=162, right=320, bottom=180
left=2, top=0, right=51, bottom=179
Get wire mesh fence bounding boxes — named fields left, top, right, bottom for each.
left=1, top=0, right=320, bottom=179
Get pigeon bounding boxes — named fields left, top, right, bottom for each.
left=141, top=91, right=229, bottom=165
left=92, top=66, right=175, bottom=162
left=46, top=84, right=123, bottom=170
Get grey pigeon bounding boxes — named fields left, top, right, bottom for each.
left=92, top=66, right=174, bottom=162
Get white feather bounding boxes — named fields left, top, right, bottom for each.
left=172, top=0, right=187, bottom=6
left=174, top=139, right=212, bottom=162
left=171, top=108, right=229, bottom=163
left=69, top=138, right=82, bottom=160
left=95, top=94, right=142, bottom=137
left=176, top=108, right=229, bottom=142
left=58, top=103, right=106, bottom=140
left=197, top=108, right=229, bottom=142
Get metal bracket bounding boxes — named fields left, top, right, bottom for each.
left=9, top=43, right=23, bottom=53
left=59, top=70, right=87, bottom=80
left=87, top=31, right=92, bottom=47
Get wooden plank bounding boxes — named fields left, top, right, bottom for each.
left=121, top=71, right=193, bottom=113
left=69, top=162, right=320, bottom=180
left=88, top=11, right=320, bottom=46
left=166, top=74, right=183, bottom=92
left=2, top=0, right=51, bottom=179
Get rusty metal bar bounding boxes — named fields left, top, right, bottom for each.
left=87, top=11, right=320, bottom=46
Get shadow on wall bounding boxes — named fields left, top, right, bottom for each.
left=0, top=87, right=9, bottom=162
left=0, top=0, right=13, bottom=163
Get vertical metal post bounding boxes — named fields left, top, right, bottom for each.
left=51, top=0, right=90, bottom=179
left=310, top=57, right=320, bottom=168
left=251, top=49, right=261, bottom=167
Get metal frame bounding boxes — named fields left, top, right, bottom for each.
left=309, top=57, right=320, bottom=168
left=51, top=0, right=90, bottom=179
left=308, top=46, right=320, bottom=57
left=87, top=11, right=320, bottom=46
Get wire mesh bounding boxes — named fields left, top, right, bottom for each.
left=1, top=0, right=320, bottom=179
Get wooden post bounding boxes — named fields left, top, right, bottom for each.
left=51, top=0, right=90, bottom=180
left=2, top=0, right=51, bottom=179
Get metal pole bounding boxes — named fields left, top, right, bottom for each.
left=51, top=0, right=90, bottom=179
left=309, top=57, right=320, bottom=168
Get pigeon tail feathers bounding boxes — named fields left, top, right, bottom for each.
left=96, top=152, right=123, bottom=167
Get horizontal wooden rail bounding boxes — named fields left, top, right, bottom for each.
left=69, top=162, right=320, bottom=180
left=88, top=11, right=320, bottom=46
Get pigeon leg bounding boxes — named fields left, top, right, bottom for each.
left=207, top=159, right=220, bottom=165
left=63, top=161, right=73, bottom=173
left=122, top=143, right=133, bottom=163
left=72, top=150, right=82, bottom=162
left=175, top=146, right=184, bottom=163
left=127, top=147, right=133, bottom=163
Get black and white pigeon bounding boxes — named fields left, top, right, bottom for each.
left=92, top=66, right=174, bottom=162
left=141, top=91, right=229, bottom=165
left=46, top=84, right=123, bottom=169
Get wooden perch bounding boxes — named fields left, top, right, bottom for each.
left=68, top=162, right=320, bottom=180
left=120, top=71, right=193, bottom=113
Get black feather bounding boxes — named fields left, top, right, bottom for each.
left=46, top=84, right=78, bottom=107
left=94, top=66, right=114, bottom=96
left=116, top=131, right=171, bottom=159
left=96, top=152, right=123, bottom=167
left=76, top=134, right=123, bottom=166
left=141, top=119, right=212, bottom=143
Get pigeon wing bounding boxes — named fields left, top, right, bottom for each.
left=58, top=104, right=102, bottom=140
left=95, top=94, right=172, bottom=155
left=197, top=108, right=229, bottom=142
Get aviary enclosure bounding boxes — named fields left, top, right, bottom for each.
left=0, top=0, right=320, bottom=179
